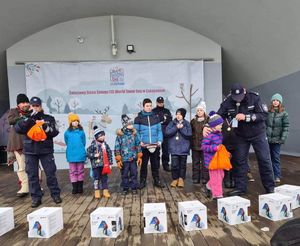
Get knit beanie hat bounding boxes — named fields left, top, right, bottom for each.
left=176, top=108, right=187, bottom=119
left=16, top=94, right=29, bottom=105
left=208, top=111, right=224, bottom=127
left=271, top=93, right=283, bottom=104
left=196, top=101, right=206, bottom=113
left=68, top=113, right=80, bottom=124
left=121, top=114, right=133, bottom=127
left=93, top=126, right=105, bottom=139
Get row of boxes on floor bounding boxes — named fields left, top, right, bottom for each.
left=1, top=184, right=299, bottom=238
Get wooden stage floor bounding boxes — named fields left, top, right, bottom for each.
left=0, top=155, right=300, bottom=246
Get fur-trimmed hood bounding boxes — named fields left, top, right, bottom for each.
left=116, top=128, right=137, bottom=136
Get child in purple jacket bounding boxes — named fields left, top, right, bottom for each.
left=201, top=111, right=224, bottom=199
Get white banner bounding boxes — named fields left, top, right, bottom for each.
left=25, top=60, right=204, bottom=152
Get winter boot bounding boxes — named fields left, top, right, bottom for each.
left=77, top=181, right=83, bottom=193
left=177, top=178, right=184, bottom=188
left=95, top=189, right=101, bottom=199
left=72, top=182, right=78, bottom=194
left=103, top=189, right=111, bottom=198
left=170, top=179, right=178, bottom=187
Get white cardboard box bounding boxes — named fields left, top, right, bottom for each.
left=259, top=193, right=293, bottom=221
left=27, top=207, right=63, bottom=238
left=143, top=203, right=167, bottom=233
left=0, top=207, right=14, bottom=236
left=90, top=207, right=123, bottom=238
left=275, top=184, right=300, bottom=209
left=217, top=196, right=251, bottom=225
left=178, top=200, right=207, bottom=231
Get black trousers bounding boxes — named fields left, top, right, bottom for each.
left=171, top=155, right=187, bottom=180
left=191, top=150, right=208, bottom=182
left=160, top=137, right=170, bottom=167
left=25, top=153, right=60, bottom=201
left=234, top=133, right=275, bottom=192
left=140, top=147, right=160, bottom=181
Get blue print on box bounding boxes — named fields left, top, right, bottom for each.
left=32, top=221, right=45, bottom=237
left=150, top=216, right=164, bottom=232
left=98, top=220, right=112, bottom=236
left=262, top=203, right=272, bottom=219
left=191, top=214, right=204, bottom=228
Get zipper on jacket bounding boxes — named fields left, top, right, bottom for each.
left=147, top=116, right=152, bottom=143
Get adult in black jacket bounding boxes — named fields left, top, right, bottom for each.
left=152, top=97, right=172, bottom=172
left=15, top=97, right=62, bottom=208
left=217, top=83, right=275, bottom=196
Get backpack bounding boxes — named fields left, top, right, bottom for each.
left=27, top=120, right=47, bottom=141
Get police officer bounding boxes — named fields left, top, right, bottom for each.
left=152, top=96, right=172, bottom=172
left=15, top=97, right=62, bottom=207
left=217, top=83, right=275, bottom=196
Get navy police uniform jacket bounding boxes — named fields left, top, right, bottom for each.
left=152, top=106, right=172, bottom=134
left=217, top=91, right=268, bottom=139
left=14, top=112, right=59, bottom=155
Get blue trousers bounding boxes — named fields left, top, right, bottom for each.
left=269, top=143, right=281, bottom=179
left=171, top=155, right=187, bottom=180
left=234, top=133, right=275, bottom=192
left=25, top=153, right=60, bottom=201
left=92, top=166, right=108, bottom=190
left=122, top=160, right=138, bottom=190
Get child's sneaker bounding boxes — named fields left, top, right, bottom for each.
left=103, top=189, right=111, bottom=198
left=95, top=189, right=101, bottom=199
left=132, top=189, right=138, bottom=195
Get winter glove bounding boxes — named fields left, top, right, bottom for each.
left=137, top=152, right=143, bottom=166
left=115, top=155, right=123, bottom=169
left=30, top=111, right=42, bottom=121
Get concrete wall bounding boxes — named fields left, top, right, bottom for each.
left=6, top=16, right=222, bottom=168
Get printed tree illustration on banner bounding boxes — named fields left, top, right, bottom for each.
left=64, top=104, right=71, bottom=114
left=68, top=98, right=81, bottom=113
left=164, top=97, right=173, bottom=112
left=122, top=104, right=129, bottom=115
left=51, top=97, right=65, bottom=114
left=46, top=96, right=55, bottom=113
left=176, top=83, right=202, bottom=119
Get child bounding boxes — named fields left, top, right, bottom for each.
left=134, top=98, right=164, bottom=189
left=201, top=111, right=224, bottom=199
left=114, top=114, right=143, bottom=195
left=166, top=108, right=192, bottom=188
left=64, top=113, right=86, bottom=194
left=87, top=126, right=113, bottom=199
left=190, top=101, right=209, bottom=184
left=266, top=93, right=289, bottom=183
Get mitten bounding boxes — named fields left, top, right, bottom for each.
left=115, top=155, right=123, bottom=169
